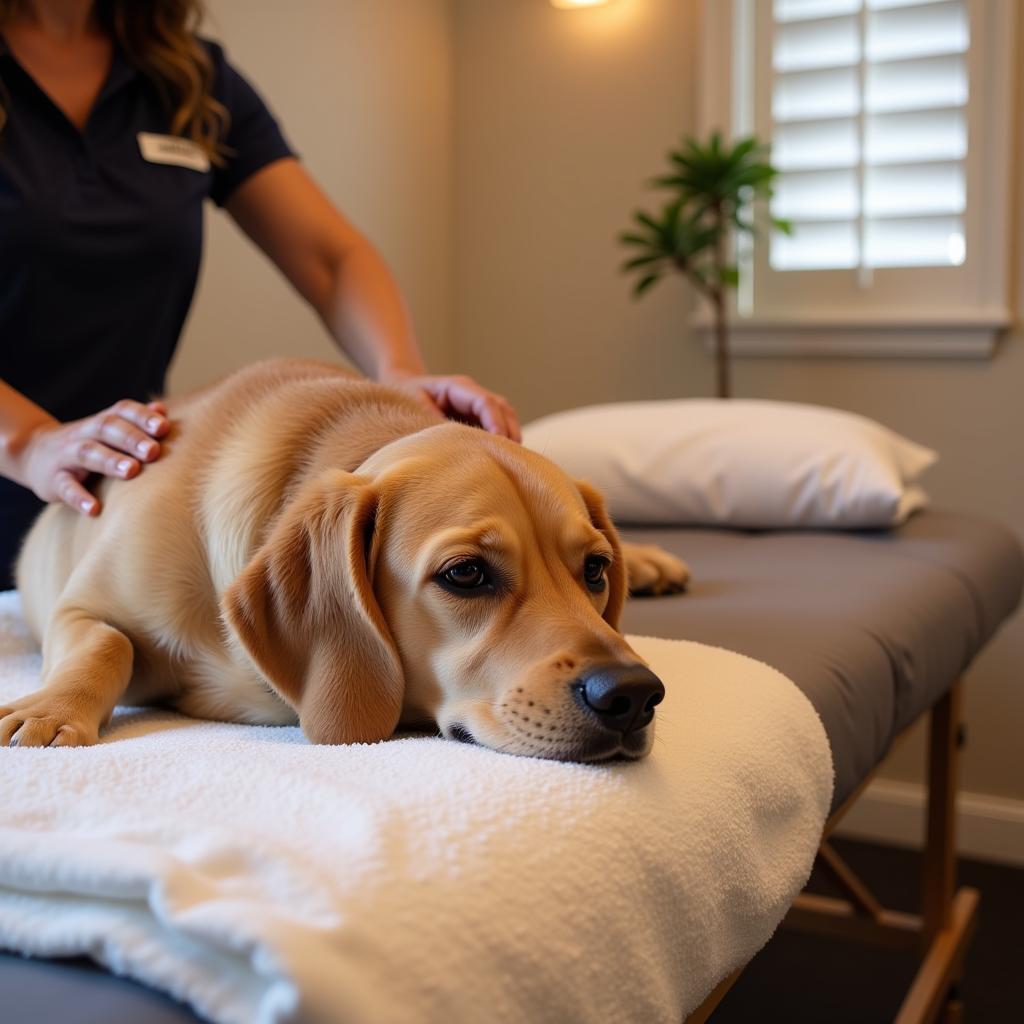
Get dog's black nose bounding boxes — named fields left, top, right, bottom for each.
left=576, top=664, right=665, bottom=734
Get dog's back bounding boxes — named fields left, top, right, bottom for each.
left=15, top=360, right=426, bottom=666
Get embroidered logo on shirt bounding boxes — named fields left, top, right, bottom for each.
left=137, top=133, right=211, bottom=173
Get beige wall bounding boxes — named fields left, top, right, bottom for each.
left=169, top=0, right=454, bottom=394
left=453, top=0, right=707, bottom=413
left=452, top=0, right=1024, bottom=800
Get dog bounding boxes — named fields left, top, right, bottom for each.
left=2, top=360, right=688, bottom=761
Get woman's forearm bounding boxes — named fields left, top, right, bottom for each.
left=0, top=379, right=59, bottom=488
left=224, top=160, right=519, bottom=438
left=324, top=238, right=427, bottom=381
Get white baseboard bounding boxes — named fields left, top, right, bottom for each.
left=833, top=779, right=1024, bottom=868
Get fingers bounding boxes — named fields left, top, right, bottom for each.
left=62, top=400, right=171, bottom=508
left=419, top=376, right=522, bottom=441
left=470, top=392, right=515, bottom=441
left=496, top=397, right=521, bottom=443
left=71, top=438, right=146, bottom=481
left=467, top=387, right=521, bottom=442
left=21, top=398, right=171, bottom=513
left=54, top=469, right=101, bottom=516
left=91, top=417, right=155, bottom=465
left=408, top=388, right=446, bottom=419
left=89, top=400, right=169, bottom=463
left=60, top=396, right=171, bottom=512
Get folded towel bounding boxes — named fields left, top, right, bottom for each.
left=0, top=591, right=832, bottom=1023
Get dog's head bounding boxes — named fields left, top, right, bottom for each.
left=222, top=423, right=664, bottom=761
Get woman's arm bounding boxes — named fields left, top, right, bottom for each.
left=0, top=379, right=169, bottom=514
left=224, top=158, right=520, bottom=440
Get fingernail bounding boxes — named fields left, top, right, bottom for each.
left=137, top=440, right=154, bottom=456
left=118, top=458, right=133, bottom=474
left=147, top=417, right=162, bottom=432
left=80, top=499, right=94, bottom=513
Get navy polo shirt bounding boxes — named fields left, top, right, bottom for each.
left=0, top=36, right=294, bottom=586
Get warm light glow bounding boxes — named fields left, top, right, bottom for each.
left=551, top=0, right=613, bottom=8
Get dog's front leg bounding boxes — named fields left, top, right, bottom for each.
left=0, top=610, right=134, bottom=747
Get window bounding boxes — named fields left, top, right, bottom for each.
left=771, top=0, right=969, bottom=273
left=699, top=0, right=1014, bottom=357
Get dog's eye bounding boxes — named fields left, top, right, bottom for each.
left=438, top=559, right=492, bottom=593
left=584, top=555, right=610, bottom=592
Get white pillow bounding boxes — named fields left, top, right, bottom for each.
left=522, top=399, right=937, bottom=529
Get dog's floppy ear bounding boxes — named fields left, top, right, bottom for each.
left=221, top=469, right=403, bottom=745
left=575, top=479, right=627, bottom=630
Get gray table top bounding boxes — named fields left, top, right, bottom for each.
left=620, top=511, right=1023, bottom=810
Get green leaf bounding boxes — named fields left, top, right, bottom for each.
left=619, top=231, right=656, bottom=248
left=634, top=210, right=663, bottom=233
left=633, top=272, right=663, bottom=298
left=650, top=173, right=686, bottom=189
left=657, top=132, right=780, bottom=208
left=719, top=266, right=740, bottom=287
left=729, top=137, right=759, bottom=163
left=621, top=253, right=665, bottom=272
left=772, top=217, right=795, bottom=236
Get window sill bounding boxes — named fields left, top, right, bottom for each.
left=693, top=310, right=1013, bottom=359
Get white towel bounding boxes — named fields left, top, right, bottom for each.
left=0, top=591, right=832, bottom=1023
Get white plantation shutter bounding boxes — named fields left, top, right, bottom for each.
left=769, top=0, right=970, bottom=273
left=697, top=0, right=1013, bottom=356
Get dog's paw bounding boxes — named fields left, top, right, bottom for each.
left=621, top=542, right=691, bottom=597
left=0, top=694, right=99, bottom=748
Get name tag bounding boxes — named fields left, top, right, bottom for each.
left=137, top=132, right=210, bottom=173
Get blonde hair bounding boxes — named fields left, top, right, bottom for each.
left=0, top=0, right=229, bottom=164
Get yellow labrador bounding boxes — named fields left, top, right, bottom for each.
left=2, top=360, right=688, bottom=760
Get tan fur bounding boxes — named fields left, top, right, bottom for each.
left=2, top=360, right=688, bottom=760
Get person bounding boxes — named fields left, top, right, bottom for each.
left=0, top=0, right=521, bottom=590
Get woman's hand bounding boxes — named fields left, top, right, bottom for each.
left=382, top=372, right=522, bottom=442
left=18, top=399, right=170, bottom=515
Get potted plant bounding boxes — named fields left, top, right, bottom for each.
left=619, top=132, right=789, bottom=399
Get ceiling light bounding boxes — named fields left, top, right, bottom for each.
left=551, top=0, right=614, bottom=9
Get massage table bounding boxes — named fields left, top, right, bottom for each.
left=618, top=510, right=1023, bottom=1022
left=2, top=509, right=1021, bottom=1023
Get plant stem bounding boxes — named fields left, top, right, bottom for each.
left=711, top=201, right=731, bottom=399
left=712, top=287, right=730, bottom=400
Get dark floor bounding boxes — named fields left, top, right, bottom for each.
left=713, top=838, right=1024, bottom=1023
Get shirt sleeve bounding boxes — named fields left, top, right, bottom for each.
left=205, top=41, right=296, bottom=207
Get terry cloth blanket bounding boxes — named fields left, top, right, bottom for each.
left=0, top=591, right=833, bottom=1024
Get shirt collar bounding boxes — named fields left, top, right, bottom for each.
left=0, top=33, right=138, bottom=103
left=0, top=33, right=136, bottom=79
